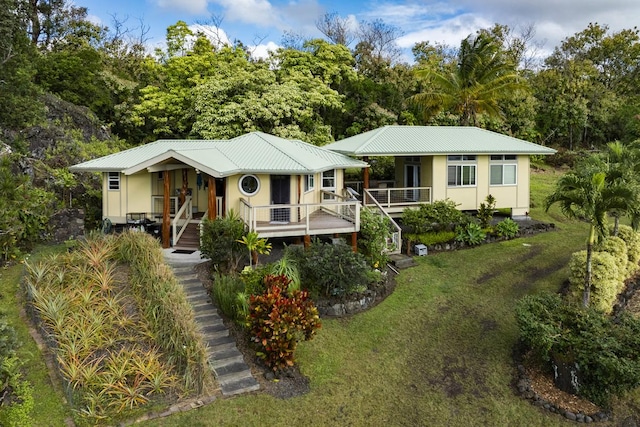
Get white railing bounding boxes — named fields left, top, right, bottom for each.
left=364, top=186, right=432, bottom=208
left=151, top=196, right=178, bottom=220
left=363, top=189, right=402, bottom=254
left=239, top=198, right=361, bottom=236
left=172, top=196, right=192, bottom=245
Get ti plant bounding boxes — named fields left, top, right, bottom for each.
left=237, top=231, right=272, bottom=268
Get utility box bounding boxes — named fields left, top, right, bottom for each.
left=414, top=244, right=428, bottom=256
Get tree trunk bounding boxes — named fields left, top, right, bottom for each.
left=583, top=225, right=596, bottom=308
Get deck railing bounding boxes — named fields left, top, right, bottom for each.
left=239, top=198, right=361, bottom=237
left=362, top=189, right=402, bottom=254
left=364, top=186, right=432, bottom=208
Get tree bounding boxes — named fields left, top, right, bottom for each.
left=316, top=12, right=355, bottom=46
left=545, top=160, right=634, bottom=307
left=411, top=32, right=526, bottom=126
left=0, top=0, right=43, bottom=128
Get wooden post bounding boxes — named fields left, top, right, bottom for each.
left=351, top=232, right=358, bottom=253
left=363, top=156, right=370, bottom=189
left=303, top=234, right=311, bottom=248
left=207, top=176, right=216, bottom=220
left=162, top=171, right=171, bottom=248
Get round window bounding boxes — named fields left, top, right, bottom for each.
left=239, top=174, right=260, bottom=196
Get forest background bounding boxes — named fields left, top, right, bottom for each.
left=1, top=0, right=640, bottom=258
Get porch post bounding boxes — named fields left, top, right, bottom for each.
left=351, top=232, right=358, bottom=253
left=162, top=171, right=171, bottom=248
left=207, top=176, right=217, bottom=220
left=304, top=234, right=311, bottom=248
left=363, top=156, right=370, bottom=189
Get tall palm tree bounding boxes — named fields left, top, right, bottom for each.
left=545, top=161, right=634, bottom=307
left=411, top=32, right=526, bottom=126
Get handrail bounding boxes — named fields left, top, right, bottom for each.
left=172, top=196, right=192, bottom=245
left=363, top=189, right=402, bottom=254
left=239, top=198, right=360, bottom=236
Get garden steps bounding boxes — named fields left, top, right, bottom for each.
left=390, top=253, right=417, bottom=269
left=166, top=261, right=260, bottom=397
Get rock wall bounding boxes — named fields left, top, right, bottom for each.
left=49, top=208, right=85, bottom=243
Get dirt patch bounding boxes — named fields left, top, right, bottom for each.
left=476, top=245, right=544, bottom=285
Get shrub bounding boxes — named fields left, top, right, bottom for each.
left=359, top=207, right=393, bottom=268
left=211, top=273, right=246, bottom=322
left=200, top=211, right=246, bottom=273
left=409, top=231, right=456, bottom=246
left=615, top=225, right=640, bottom=275
left=247, top=275, right=321, bottom=371
left=568, top=250, right=621, bottom=313
left=401, top=199, right=463, bottom=234
left=516, top=293, right=640, bottom=407
left=597, top=236, right=629, bottom=280
left=455, top=222, right=486, bottom=246
left=286, top=240, right=372, bottom=298
left=495, top=218, right=519, bottom=239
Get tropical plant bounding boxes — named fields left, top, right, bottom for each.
left=237, top=231, right=272, bottom=268
left=359, top=207, right=393, bottom=268
left=200, top=211, right=246, bottom=273
left=247, top=275, right=321, bottom=371
left=477, top=194, right=496, bottom=228
left=285, top=240, right=373, bottom=298
left=545, top=160, right=635, bottom=307
left=412, top=32, right=526, bottom=126
left=495, top=218, right=519, bottom=239
left=455, top=222, right=486, bottom=245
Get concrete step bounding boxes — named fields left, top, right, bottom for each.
left=389, top=253, right=417, bottom=269
left=217, top=372, right=260, bottom=396
left=201, top=328, right=229, bottom=342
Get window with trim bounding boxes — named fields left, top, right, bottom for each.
left=322, top=169, right=336, bottom=199
left=490, top=155, right=517, bottom=185
left=108, top=172, right=120, bottom=190
left=304, top=174, right=315, bottom=192
left=447, top=155, right=476, bottom=187
left=239, top=174, right=260, bottom=196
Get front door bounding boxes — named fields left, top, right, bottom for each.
left=405, top=163, right=421, bottom=201
left=270, top=175, right=290, bottom=222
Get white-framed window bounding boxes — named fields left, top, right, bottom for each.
left=304, top=174, right=315, bottom=192
left=490, top=155, right=517, bottom=185
left=321, top=169, right=336, bottom=200
left=108, top=172, right=120, bottom=190
left=239, top=174, right=260, bottom=196
left=447, top=155, right=477, bottom=187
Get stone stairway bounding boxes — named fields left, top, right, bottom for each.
left=169, top=263, right=260, bottom=397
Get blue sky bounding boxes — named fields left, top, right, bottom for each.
left=75, top=0, right=640, bottom=62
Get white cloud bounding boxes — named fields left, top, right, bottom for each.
left=214, top=0, right=279, bottom=27
left=156, top=0, right=209, bottom=15
left=248, top=41, right=280, bottom=59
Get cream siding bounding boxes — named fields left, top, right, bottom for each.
left=103, top=172, right=151, bottom=223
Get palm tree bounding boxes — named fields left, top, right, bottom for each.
left=597, top=141, right=640, bottom=235
left=545, top=161, right=634, bottom=307
left=411, top=32, right=526, bottom=126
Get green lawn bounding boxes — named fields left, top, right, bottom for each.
left=4, top=168, right=639, bottom=426
left=0, top=246, right=72, bottom=426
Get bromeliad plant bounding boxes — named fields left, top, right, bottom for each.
left=247, top=275, right=321, bottom=371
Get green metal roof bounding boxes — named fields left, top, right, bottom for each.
left=324, top=126, right=557, bottom=156
left=69, top=132, right=367, bottom=177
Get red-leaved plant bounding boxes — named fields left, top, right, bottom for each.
left=247, top=274, right=321, bottom=371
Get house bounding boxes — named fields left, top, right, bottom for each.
left=325, top=126, right=556, bottom=217
left=69, top=132, right=368, bottom=249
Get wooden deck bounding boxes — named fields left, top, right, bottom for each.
left=253, top=209, right=358, bottom=238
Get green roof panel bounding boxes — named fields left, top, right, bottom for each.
left=324, top=126, right=557, bottom=156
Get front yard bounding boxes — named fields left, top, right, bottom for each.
left=4, top=167, right=640, bottom=425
